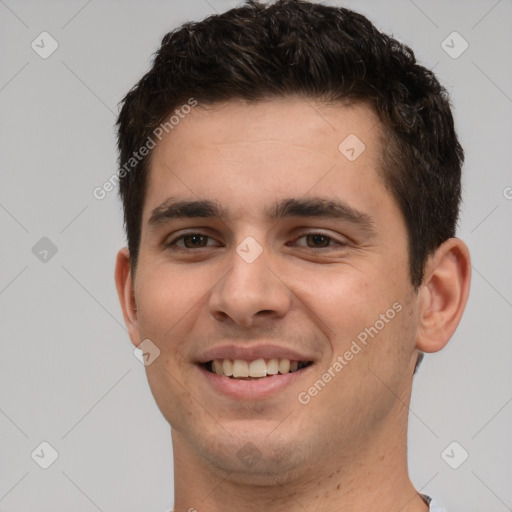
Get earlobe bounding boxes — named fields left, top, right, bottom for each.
left=416, top=238, right=471, bottom=353
left=114, top=247, right=142, bottom=348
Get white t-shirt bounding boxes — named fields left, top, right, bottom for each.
left=423, top=494, right=446, bottom=511
left=430, top=501, right=446, bottom=511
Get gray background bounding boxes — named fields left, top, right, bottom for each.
left=1, top=1, right=511, bottom=511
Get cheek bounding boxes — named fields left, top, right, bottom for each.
left=296, top=264, right=416, bottom=392
left=144, top=357, right=201, bottom=431
left=292, top=265, right=399, bottom=343
left=298, top=294, right=417, bottom=439
left=134, top=263, right=213, bottom=345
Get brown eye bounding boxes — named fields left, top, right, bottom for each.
left=305, top=234, right=331, bottom=248
left=181, top=234, right=209, bottom=248
left=290, top=231, right=346, bottom=250
left=165, top=231, right=222, bottom=251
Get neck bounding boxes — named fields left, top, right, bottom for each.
left=170, top=398, right=428, bottom=512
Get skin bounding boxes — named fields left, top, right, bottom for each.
left=115, top=97, right=471, bottom=512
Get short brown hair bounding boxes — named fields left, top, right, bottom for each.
left=116, top=0, right=463, bottom=287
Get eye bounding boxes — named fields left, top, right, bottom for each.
left=165, top=231, right=345, bottom=251
left=291, top=232, right=345, bottom=249
left=166, top=233, right=219, bottom=249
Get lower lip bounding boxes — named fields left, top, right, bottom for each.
left=198, top=364, right=313, bottom=400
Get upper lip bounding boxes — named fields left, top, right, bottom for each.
left=196, top=344, right=317, bottom=364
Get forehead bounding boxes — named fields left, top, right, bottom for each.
left=143, top=97, right=391, bottom=223
left=153, top=97, right=382, bottom=154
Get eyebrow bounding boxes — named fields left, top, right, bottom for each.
left=271, top=197, right=374, bottom=233
left=147, top=196, right=375, bottom=234
left=148, top=198, right=229, bottom=229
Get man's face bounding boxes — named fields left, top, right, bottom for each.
left=126, top=97, right=421, bottom=480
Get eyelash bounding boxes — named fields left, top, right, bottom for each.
left=165, top=231, right=346, bottom=250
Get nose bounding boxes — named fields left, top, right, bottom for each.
left=208, top=240, right=292, bottom=328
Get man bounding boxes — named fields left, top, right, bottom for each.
left=114, top=1, right=471, bottom=511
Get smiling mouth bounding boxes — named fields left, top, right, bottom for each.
left=203, top=358, right=313, bottom=379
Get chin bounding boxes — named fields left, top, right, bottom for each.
left=188, top=421, right=317, bottom=485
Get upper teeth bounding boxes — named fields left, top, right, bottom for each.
left=211, top=358, right=307, bottom=378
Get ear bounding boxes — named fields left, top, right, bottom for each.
left=115, top=247, right=142, bottom=348
left=416, top=238, right=471, bottom=353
